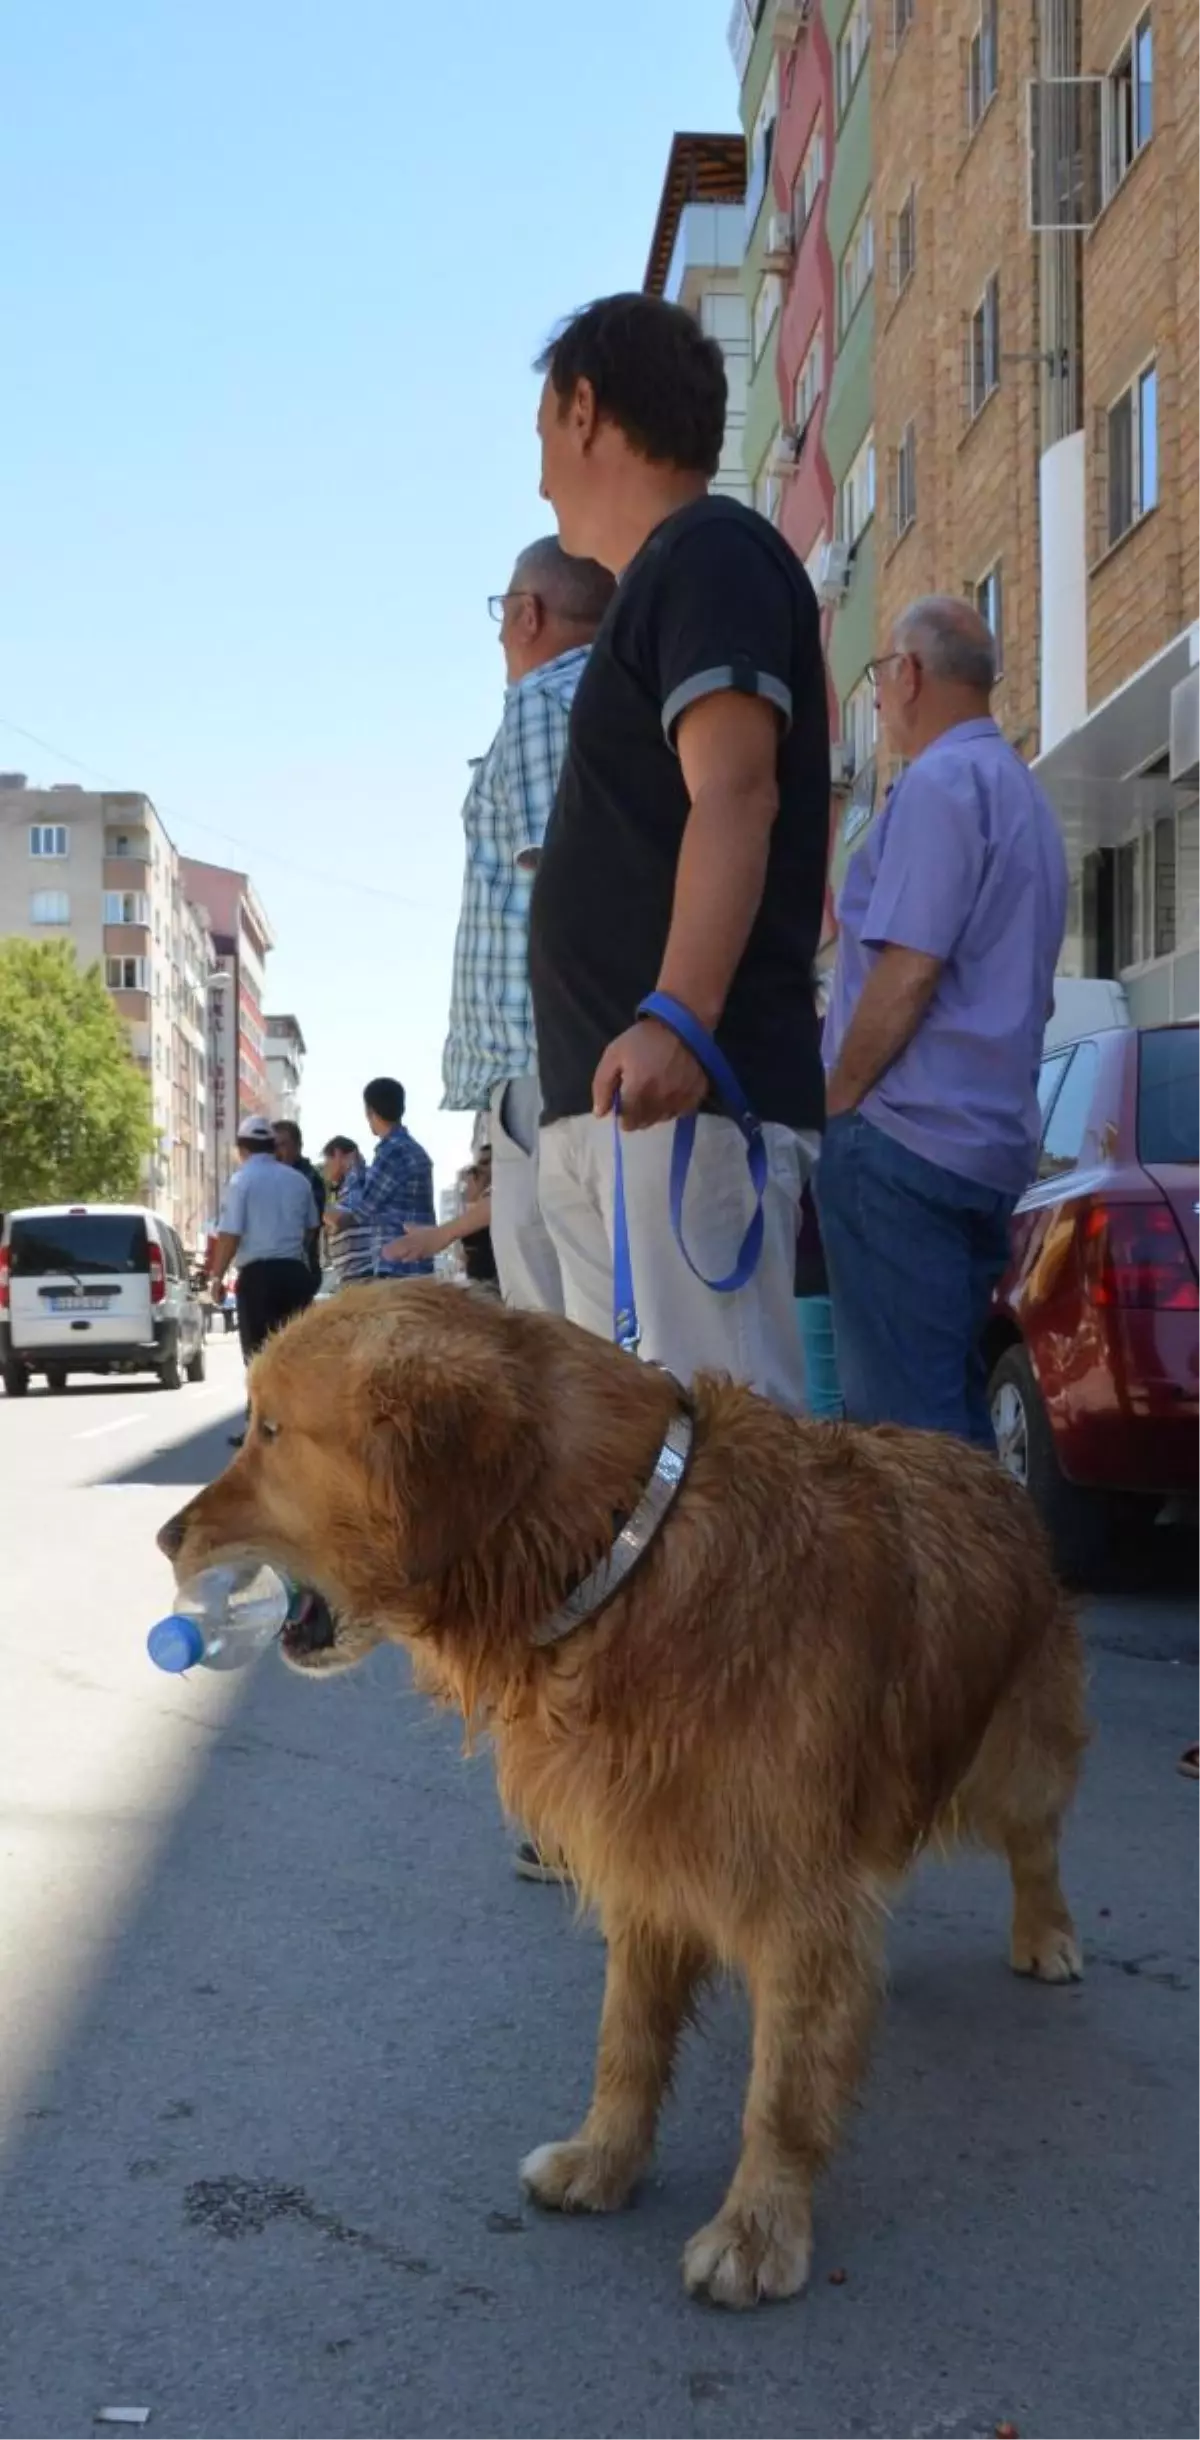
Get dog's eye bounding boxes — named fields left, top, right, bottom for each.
left=260, top=1419, right=280, bottom=1442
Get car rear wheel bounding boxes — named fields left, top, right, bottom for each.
left=158, top=1350, right=184, bottom=1392
left=3, top=1359, right=29, bottom=1398
left=185, top=1340, right=207, bottom=1385
left=45, top=1365, right=68, bottom=1393
left=989, top=1344, right=1112, bottom=1584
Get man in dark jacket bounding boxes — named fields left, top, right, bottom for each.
left=273, top=1119, right=326, bottom=1289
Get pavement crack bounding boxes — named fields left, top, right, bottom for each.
left=183, top=2174, right=435, bottom=2277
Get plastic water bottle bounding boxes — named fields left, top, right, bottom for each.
left=147, top=1562, right=291, bottom=1674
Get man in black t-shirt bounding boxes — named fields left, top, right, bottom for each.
left=528, top=293, right=828, bottom=1407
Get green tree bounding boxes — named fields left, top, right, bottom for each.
left=0, top=939, right=155, bottom=1208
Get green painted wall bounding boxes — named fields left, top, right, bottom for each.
left=822, top=0, right=875, bottom=710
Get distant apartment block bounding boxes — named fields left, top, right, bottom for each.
left=265, top=1014, right=306, bottom=1124
left=644, top=130, right=752, bottom=502
left=180, top=859, right=275, bottom=1205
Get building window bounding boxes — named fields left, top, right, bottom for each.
left=974, top=563, right=1004, bottom=673
left=889, top=0, right=914, bottom=52
left=842, top=675, right=877, bottom=774
left=891, top=421, right=917, bottom=538
left=891, top=187, right=916, bottom=295
left=752, top=270, right=783, bottom=364
left=966, top=0, right=999, bottom=131
left=838, top=428, right=876, bottom=546
left=794, top=323, right=823, bottom=438
left=29, top=823, right=68, bottom=859
left=839, top=196, right=874, bottom=333
left=967, top=274, right=1000, bottom=421
left=1104, top=11, right=1152, bottom=199
left=103, top=890, right=150, bottom=926
left=1153, top=814, right=1176, bottom=958
left=1107, top=361, right=1157, bottom=544
left=754, top=427, right=784, bottom=525
left=105, top=956, right=149, bottom=992
left=30, top=890, right=70, bottom=924
left=745, top=56, right=780, bottom=235
left=837, top=0, right=871, bottom=117
left=793, top=117, right=824, bottom=238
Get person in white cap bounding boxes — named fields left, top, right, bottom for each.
left=208, top=1114, right=319, bottom=1440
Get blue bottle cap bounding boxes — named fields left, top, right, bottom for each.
left=147, top=1614, right=206, bottom=1674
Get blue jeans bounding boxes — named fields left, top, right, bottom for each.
left=814, top=1112, right=1016, bottom=1445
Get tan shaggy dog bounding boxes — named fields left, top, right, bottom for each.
left=159, top=1281, right=1087, bottom=2310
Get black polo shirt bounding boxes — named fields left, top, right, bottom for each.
left=528, top=496, right=829, bottom=1133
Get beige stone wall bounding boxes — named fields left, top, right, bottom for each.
left=873, top=1, right=1043, bottom=751
left=1083, top=0, right=1198, bottom=703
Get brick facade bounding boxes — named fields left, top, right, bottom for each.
left=873, top=0, right=1041, bottom=752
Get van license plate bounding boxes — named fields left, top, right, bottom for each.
left=49, top=1294, right=111, bottom=1313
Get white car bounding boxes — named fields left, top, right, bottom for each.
left=0, top=1204, right=207, bottom=1395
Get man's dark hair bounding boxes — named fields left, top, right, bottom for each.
left=364, top=1076, right=406, bottom=1125
left=322, top=1133, right=360, bottom=1159
left=536, top=294, right=726, bottom=479
left=273, top=1118, right=302, bottom=1149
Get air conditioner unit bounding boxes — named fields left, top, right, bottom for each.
left=764, top=211, right=794, bottom=263
left=768, top=426, right=800, bottom=479
left=816, top=539, right=854, bottom=603
left=829, top=741, right=855, bottom=787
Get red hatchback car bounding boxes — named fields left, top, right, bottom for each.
left=986, top=1020, right=1198, bottom=1577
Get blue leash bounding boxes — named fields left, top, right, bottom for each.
left=611, top=990, right=768, bottom=1355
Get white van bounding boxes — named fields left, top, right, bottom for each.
left=0, top=1205, right=207, bottom=1397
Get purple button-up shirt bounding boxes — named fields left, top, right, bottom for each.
left=825, top=718, right=1068, bottom=1196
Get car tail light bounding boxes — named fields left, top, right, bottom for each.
left=1081, top=1199, right=1199, bottom=1311
left=0, top=1247, right=8, bottom=1314
left=148, top=1243, right=166, bottom=1307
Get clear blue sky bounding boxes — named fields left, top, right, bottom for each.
left=0, top=0, right=736, bottom=1189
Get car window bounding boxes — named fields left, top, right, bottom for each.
left=1038, top=1041, right=1100, bottom=1178
left=9, top=1215, right=150, bottom=1275
left=1138, top=1028, right=1199, bottom=1164
left=1036, top=1051, right=1071, bottom=1130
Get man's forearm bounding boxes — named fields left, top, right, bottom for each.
left=826, top=948, right=942, bottom=1115
left=656, top=783, right=775, bottom=1030
left=208, top=1231, right=239, bottom=1287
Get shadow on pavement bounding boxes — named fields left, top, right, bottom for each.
left=103, top=1415, right=244, bottom=1490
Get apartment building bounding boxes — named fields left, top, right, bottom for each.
left=1030, top=0, right=1198, bottom=1018
left=0, top=776, right=214, bottom=1243
left=181, top=859, right=274, bottom=1204
left=265, top=1014, right=306, bottom=1125
left=873, top=0, right=1040, bottom=761
left=644, top=130, right=751, bottom=502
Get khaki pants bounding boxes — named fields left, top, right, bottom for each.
left=488, top=1075, right=564, bottom=1315
left=538, top=1112, right=816, bottom=1410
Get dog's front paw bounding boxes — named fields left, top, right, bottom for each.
left=519, top=2137, right=638, bottom=2214
left=682, top=2200, right=812, bottom=2310
left=1011, top=1920, right=1083, bottom=1982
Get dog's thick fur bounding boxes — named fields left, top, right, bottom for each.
left=160, top=1281, right=1087, bottom=2309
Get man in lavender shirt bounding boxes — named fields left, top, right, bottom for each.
left=817, top=596, right=1067, bottom=1443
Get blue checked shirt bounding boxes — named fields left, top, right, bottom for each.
left=336, top=1125, right=436, bottom=1277
left=442, top=646, right=589, bottom=1111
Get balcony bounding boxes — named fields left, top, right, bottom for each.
left=664, top=201, right=746, bottom=309
left=105, top=830, right=152, bottom=862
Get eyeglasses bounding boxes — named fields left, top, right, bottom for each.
left=487, top=590, right=537, bottom=622
left=865, top=650, right=917, bottom=687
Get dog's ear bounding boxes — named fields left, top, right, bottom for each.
left=364, top=1342, right=538, bottom=1585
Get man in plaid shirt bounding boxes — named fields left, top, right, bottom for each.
left=442, top=536, right=614, bottom=1311
left=329, top=1077, right=436, bottom=1277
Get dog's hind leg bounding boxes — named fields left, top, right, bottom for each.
left=951, top=1601, right=1087, bottom=1984
left=682, top=1891, right=883, bottom=2310
left=521, top=1918, right=705, bottom=2215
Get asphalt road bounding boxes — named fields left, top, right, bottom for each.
left=0, top=1340, right=1195, bottom=2440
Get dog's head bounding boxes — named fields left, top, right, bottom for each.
left=157, top=1282, right=557, bottom=1676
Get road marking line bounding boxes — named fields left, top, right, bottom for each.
left=73, top=1414, right=146, bottom=1441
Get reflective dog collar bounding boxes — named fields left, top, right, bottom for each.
left=530, top=1403, right=694, bottom=1649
